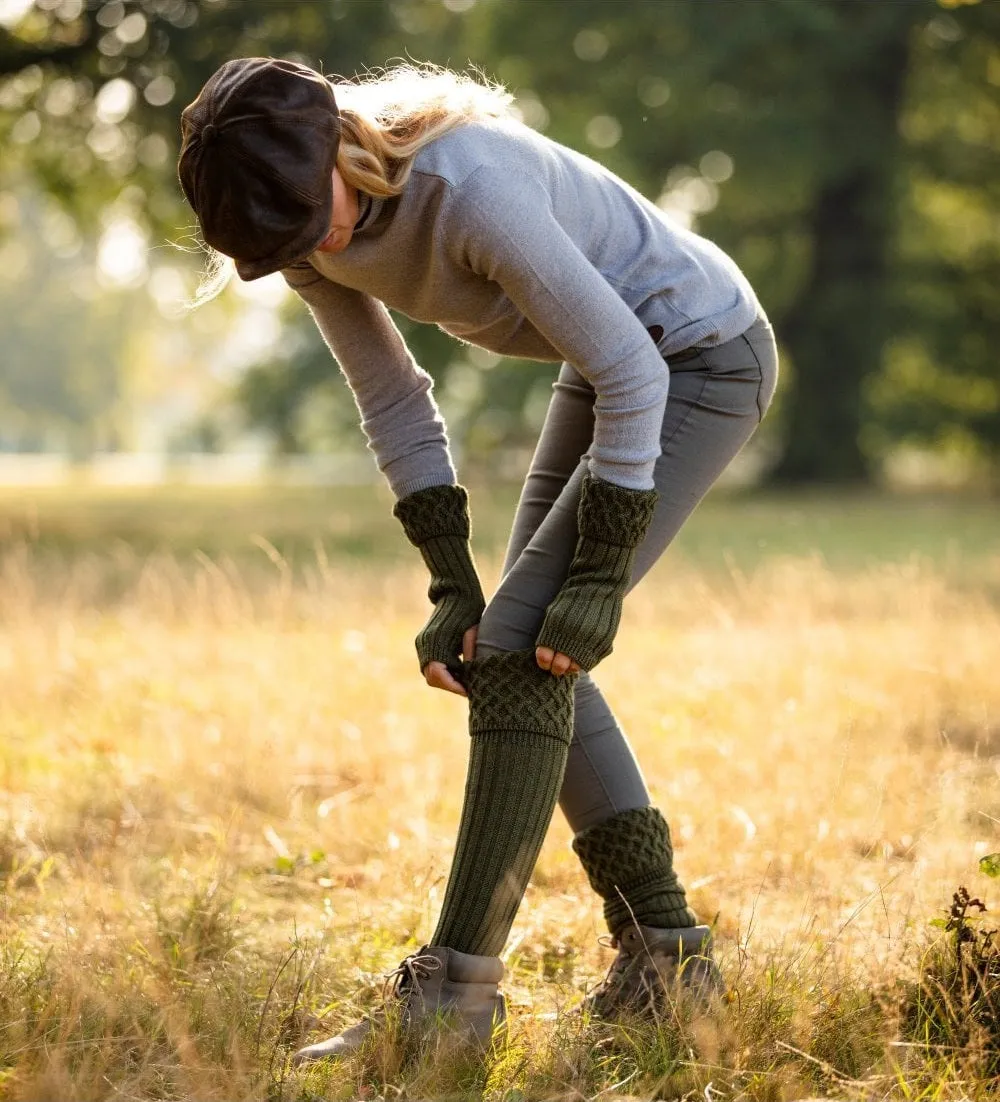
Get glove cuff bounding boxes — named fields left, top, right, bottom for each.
left=578, top=473, right=657, bottom=548
left=393, top=483, right=470, bottom=544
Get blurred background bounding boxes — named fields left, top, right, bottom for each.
left=0, top=0, right=996, bottom=493
left=2, top=11, right=1000, bottom=1096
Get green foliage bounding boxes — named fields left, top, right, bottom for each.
left=154, top=877, right=239, bottom=973
left=1, top=0, right=997, bottom=481
left=0, top=193, right=131, bottom=452
left=902, top=886, right=1000, bottom=1083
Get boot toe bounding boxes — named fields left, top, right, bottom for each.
left=291, top=947, right=507, bottom=1066
left=292, top=1020, right=372, bottom=1066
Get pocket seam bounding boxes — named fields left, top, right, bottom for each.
left=742, top=334, right=767, bottom=423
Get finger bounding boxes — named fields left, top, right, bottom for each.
left=463, top=624, right=479, bottom=663
left=535, top=646, right=555, bottom=671
left=550, top=652, right=573, bottom=677
left=423, top=661, right=468, bottom=697
left=569, top=660, right=581, bottom=673
left=440, top=672, right=468, bottom=697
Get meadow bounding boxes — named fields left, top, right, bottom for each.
left=1, top=483, right=999, bottom=1101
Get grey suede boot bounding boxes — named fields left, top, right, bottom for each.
left=581, top=923, right=724, bottom=1022
left=293, top=945, right=507, bottom=1065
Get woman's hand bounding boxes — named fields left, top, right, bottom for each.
left=423, top=625, right=479, bottom=696
left=535, top=647, right=581, bottom=677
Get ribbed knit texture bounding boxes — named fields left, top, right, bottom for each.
left=572, top=806, right=697, bottom=936
left=393, top=484, right=485, bottom=676
left=536, top=474, right=658, bottom=671
left=431, top=649, right=576, bottom=957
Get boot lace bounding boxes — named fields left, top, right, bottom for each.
left=382, top=952, right=442, bottom=1001
left=588, top=935, right=631, bottom=1001
left=587, top=934, right=669, bottom=1018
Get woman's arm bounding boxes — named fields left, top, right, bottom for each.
left=450, top=166, right=670, bottom=493
left=281, top=261, right=456, bottom=498
left=445, top=170, right=666, bottom=669
left=281, top=263, right=483, bottom=689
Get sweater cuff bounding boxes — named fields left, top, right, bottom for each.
left=587, top=456, right=657, bottom=493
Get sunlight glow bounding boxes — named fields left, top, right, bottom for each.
left=232, top=270, right=290, bottom=308
left=95, top=78, right=136, bottom=124
left=0, top=0, right=32, bottom=28
left=656, top=164, right=722, bottom=230
left=97, top=218, right=148, bottom=288
left=585, top=114, right=621, bottom=150
left=148, top=265, right=190, bottom=319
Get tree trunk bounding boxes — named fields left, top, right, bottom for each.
left=772, top=4, right=924, bottom=484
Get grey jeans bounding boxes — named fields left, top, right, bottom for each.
left=476, top=315, right=779, bottom=833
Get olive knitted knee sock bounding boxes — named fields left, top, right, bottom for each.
left=431, top=649, right=576, bottom=957
left=572, top=806, right=697, bottom=936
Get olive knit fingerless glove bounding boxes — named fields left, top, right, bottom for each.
left=535, top=473, right=658, bottom=671
left=393, top=484, right=486, bottom=678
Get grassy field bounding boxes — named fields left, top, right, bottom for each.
left=1, top=483, right=999, bottom=1101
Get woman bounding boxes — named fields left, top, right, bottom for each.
left=178, top=57, right=778, bottom=1063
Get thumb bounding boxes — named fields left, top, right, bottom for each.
left=463, top=624, right=479, bottom=663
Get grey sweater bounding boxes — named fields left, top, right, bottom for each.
left=281, top=117, right=760, bottom=496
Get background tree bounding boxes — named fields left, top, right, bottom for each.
left=872, top=1, right=1000, bottom=472
left=1, top=0, right=996, bottom=482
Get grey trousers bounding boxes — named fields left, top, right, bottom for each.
left=476, top=315, right=779, bottom=833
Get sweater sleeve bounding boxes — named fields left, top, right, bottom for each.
left=281, top=261, right=456, bottom=499
left=451, top=167, right=669, bottom=491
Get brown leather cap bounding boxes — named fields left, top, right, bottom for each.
left=178, top=57, right=341, bottom=281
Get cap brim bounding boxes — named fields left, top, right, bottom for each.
left=233, top=188, right=334, bottom=281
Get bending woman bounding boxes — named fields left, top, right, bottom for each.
left=177, top=57, right=778, bottom=1062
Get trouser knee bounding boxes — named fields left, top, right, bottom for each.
left=475, top=601, right=541, bottom=659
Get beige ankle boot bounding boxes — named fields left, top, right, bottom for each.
left=293, top=945, right=507, bottom=1065
left=581, top=923, right=724, bottom=1022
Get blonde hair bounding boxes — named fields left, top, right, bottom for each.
left=334, top=63, right=513, bottom=197
left=186, top=62, right=513, bottom=308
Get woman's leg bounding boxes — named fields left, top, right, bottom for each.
left=475, top=317, right=779, bottom=936
left=484, top=319, right=778, bottom=815
left=428, top=364, right=593, bottom=956
left=488, top=362, right=654, bottom=826
left=431, top=318, right=778, bottom=952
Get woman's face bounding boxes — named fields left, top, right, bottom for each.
left=314, top=167, right=359, bottom=255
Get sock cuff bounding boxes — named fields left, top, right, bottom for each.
left=603, top=891, right=697, bottom=936
left=572, top=805, right=674, bottom=897
left=466, top=649, right=576, bottom=745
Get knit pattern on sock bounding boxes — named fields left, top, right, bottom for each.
left=465, top=651, right=576, bottom=743
left=572, top=806, right=697, bottom=935
left=431, top=650, right=576, bottom=957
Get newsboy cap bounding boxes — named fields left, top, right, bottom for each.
left=178, top=57, right=341, bottom=281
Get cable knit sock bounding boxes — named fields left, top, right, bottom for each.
left=572, top=806, right=697, bottom=936
left=431, top=650, right=576, bottom=957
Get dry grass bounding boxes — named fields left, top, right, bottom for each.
left=1, top=486, right=999, bottom=1100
